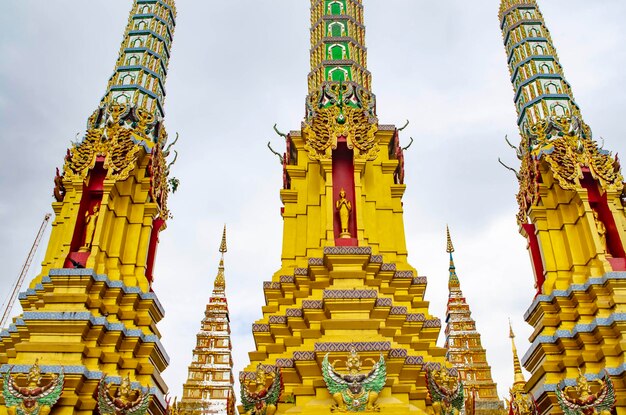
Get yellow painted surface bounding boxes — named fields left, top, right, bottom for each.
left=242, top=125, right=448, bottom=414
left=522, top=163, right=626, bottom=413
left=0, top=125, right=170, bottom=415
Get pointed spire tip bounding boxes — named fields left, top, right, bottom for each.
left=446, top=225, right=455, bottom=254
left=509, top=320, right=526, bottom=386
left=219, top=225, right=227, bottom=254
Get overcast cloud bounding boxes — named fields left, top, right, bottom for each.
left=1, top=0, right=625, bottom=402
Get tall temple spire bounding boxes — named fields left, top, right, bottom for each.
left=508, top=321, right=525, bottom=387
left=180, top=228, right=235, bottom=415
left=215, top=225, right=227, bottom=289
left=499, top=0, right=579, bottom=131
left=0, top=2, right=178, bottom=415
left=101, top=0, right=176, bottom=119
left=499, top=1, right=626, bottom=414
left=506, top=323, right=538, bottom=415
left=308, top=0, right=371, bottom=95
left=444, top=228, right=503, bottom=415
left=240, top=0, right=449, bottom=412
left=446, top=226, right=459, bottom=288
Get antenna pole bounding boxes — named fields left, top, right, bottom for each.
left=0, top=213, right=51, bottom=329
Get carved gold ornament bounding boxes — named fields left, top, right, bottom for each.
left=516, top=115, right=623, bottom=224
left=63, top=103, right=175, bottom=219
left=304, top=84, right=379, bottom=161
left=64, top=104, right=142, bottom=181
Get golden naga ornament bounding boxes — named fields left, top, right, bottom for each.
left=321, top=348, right=386, bottom=413
left=515, top=115, right=623, bottom=224
left=426, top=367, right=464, bottom=415
left=555, top=371, right=615, bottom=415
left=240, top=365, right=283, bottom=415
left=304, top=83, right=379, bottom=161
left=2, top=360, right=64, bottom=415
left=97, top=374, right=151, bottom=415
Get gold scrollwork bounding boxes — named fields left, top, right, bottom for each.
left=65, top=103, right=141, bottom=181
left=516, top=116, right=623, bottom=224
left=63, top=103, right=172, bottom=218
left=304, top=105, right=379, bottom=161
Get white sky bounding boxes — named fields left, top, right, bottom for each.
left=1, top=0, right=625, bottom=403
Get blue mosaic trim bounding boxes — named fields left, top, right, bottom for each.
left=532, top=367, right=625, bottom=396
left=0, top=311, right=169, bottom=364
left=517, top=94, right=576, bottom=126
left=521, top=313, right=626, bottom=366
left=524, top=272, right=626, bottom=321
left=0, top=364, right=167, bottom=406
left=19, top=269, right=165, bottom=316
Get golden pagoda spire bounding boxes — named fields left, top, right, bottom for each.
left=446, top=225, right=455, bottom=254
left=240, top=1, right=448, bottom=412
left=219, top=225, right=228, bottom=255
left=444, top=227, right=503, bottom=414
left=509, top=320, right=526, bottom=387
left=101, top=0, right=177, bottom=119
left=180, top=227, right=235, bottom=415
left=0, top=3, right=179, bottom=415
left=446, top=226, right=459, bottom=288
left=214, top=226, right=227, bottom=290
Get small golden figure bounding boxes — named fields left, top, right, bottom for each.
left=80, top=204, right=100, bottom=252
left=336, top=189, right=352, bottom=238
left=593, top=211, right=608, bottom=253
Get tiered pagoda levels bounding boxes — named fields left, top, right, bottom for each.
left=308, top=0, right=371, bottom=94
left=443, top=229, right=502, bottom=415
left=101, top=0, right=176, bottom=119
left=239, top=0, right=453, bottom=413
left=499, top=0, right=626, bottom=414
left=180, top=230, right=235, bottom=415
left=500, top=0, right=579, bottom=130
left=0, top=1, right=178, bottom=415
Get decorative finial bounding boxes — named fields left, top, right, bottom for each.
left=446, top=226, right=459, bottom=288
left=214, top=226, right=227, bottom=289
left=509, top=320, right=526, bottom=386
left=219, top=225, right=227, bottom=255
left=446, top=225, right=455, bottom=254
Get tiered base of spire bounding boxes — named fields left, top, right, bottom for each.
left=0, top=268, right=168, bottom=415
left=240, top=247, right=447, bottom=414
left=523, top=271, right=626, bottom=412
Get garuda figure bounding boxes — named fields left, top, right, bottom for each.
left=556, top=371, right=615, bottom=415
left=2, top=360, right=64, bottom=415
left=508, top=386, right=539, bottom=415
left=97, top=374, right=151, bottom=415
left=426, top=367, right=464, bottom=415
left=240, top=365, right=283, bottom=415
left=322, top=348, right=386, bottom=412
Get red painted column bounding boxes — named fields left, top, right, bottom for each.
left=580, top=170, right=626, bottom=270
left=332, top=139, right=357, bottom=246
left=145, top=217, right=165, bottom=287
left=522, top=223, right=545, bottom=297
left=64, top=159, right=106, bottom=268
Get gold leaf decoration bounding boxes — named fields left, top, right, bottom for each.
left=516, top=116, right=623, bottom=224
left=304, top=83, right=379, bottom=161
